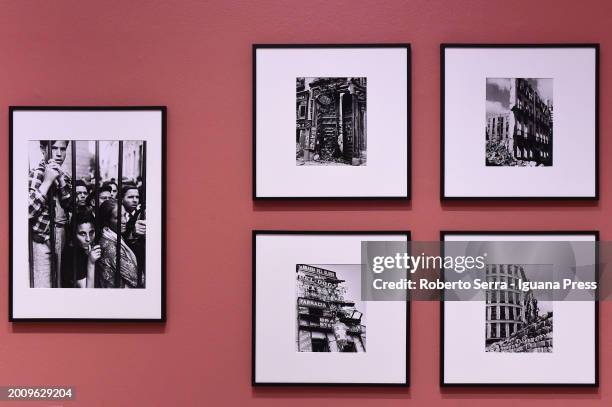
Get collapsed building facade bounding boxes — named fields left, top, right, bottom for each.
left=296, top=77, right=367, bottom=165
left=486, top=78, right=553, bottom=166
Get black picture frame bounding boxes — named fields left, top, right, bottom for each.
left=252, top=230, right=411, bottom=386
left=439, top=230, right=599, bottom=387
left=440, top=44, right=599, bottom=200
left=253, top=44, right=411, bottom=200
left=9, top=106, right=167, bottom=322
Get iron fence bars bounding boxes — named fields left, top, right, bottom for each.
left=28, top=159, right=34, bottom=288
left=137, top=141, right=146, bottom=288
left=94, top=141, right=100, bottom=289
left=115, top=141, right=123, bottom=288
left=47, top=142, right=58, bottom=288
left=70, top=141, right=77, bottom=288
left=94, top=141, right=100, bottom=226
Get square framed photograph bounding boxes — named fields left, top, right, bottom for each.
left=440, top=231, right=598, bottom=386
left=441, top=44, right=598, bottom=199
left=253, top=44, right=410, bottom=199
left=10, top=106, right=166, bottom=321
left=253, top=230, right=410, bottom=385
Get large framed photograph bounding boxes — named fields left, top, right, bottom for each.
left=253, top=231, right=410, bottom=385
left=441, top=231, right=598, bottom=386
left=10, top=106, right=166, bottom=321
left=441, top=44, right=599, bottom=199
left=253, top=44, right=410, bottom=199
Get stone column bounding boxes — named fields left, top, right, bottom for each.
left=351, top=93, right=360, bottom=165
left=307, top=90, right=318, bottom=162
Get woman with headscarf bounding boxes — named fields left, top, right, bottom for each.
left=96, top=199, right=139, bottom=288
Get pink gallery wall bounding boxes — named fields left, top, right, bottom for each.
left=0, top=0, right=610, bottom=405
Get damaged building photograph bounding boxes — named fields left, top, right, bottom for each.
left=486, top=78, right=553, bottom=167
left=484, top=264, right=553, bottom=353
left=296, top=77, right=367, bottom=166
left=296, top=264, right=366, bottom=353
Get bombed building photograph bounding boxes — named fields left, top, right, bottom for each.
left=484, top=264, right=553, bottom=353
left=486, top=78, right=553, bottom=167
left=296, top=77, right=367, bottom=166
left=296, top=264, right=366, bottom=353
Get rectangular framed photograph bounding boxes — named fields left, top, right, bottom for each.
left=441, top=231, right=598, bottom=386
left=10, top=106, right=166, bottom=321
left=441, top=44, right=598, bottom=199
left=254, top=44, right=410, bottom=199
left=253, top=230, right=410, bottom=385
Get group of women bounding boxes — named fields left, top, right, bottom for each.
left=61, top=198, right=140, bottom=288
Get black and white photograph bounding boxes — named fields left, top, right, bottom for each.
left=484, top=264, right=553, bottom=353
left=253, top=231, right=409, bottom=385
left=441, top=231, right=598, bottom=386
left=296, top=264, right=366, bottom=353
left=28, top=140, right=147, bottom=289
left=10, top=107, right=166, bottom=321
left=486, top=78, right=553, bottom=167
left=296, top=77, right=367, bottom=166
left=441, top=44, right=598, bottom=199
left=254, top=44, right=410, bottom=199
